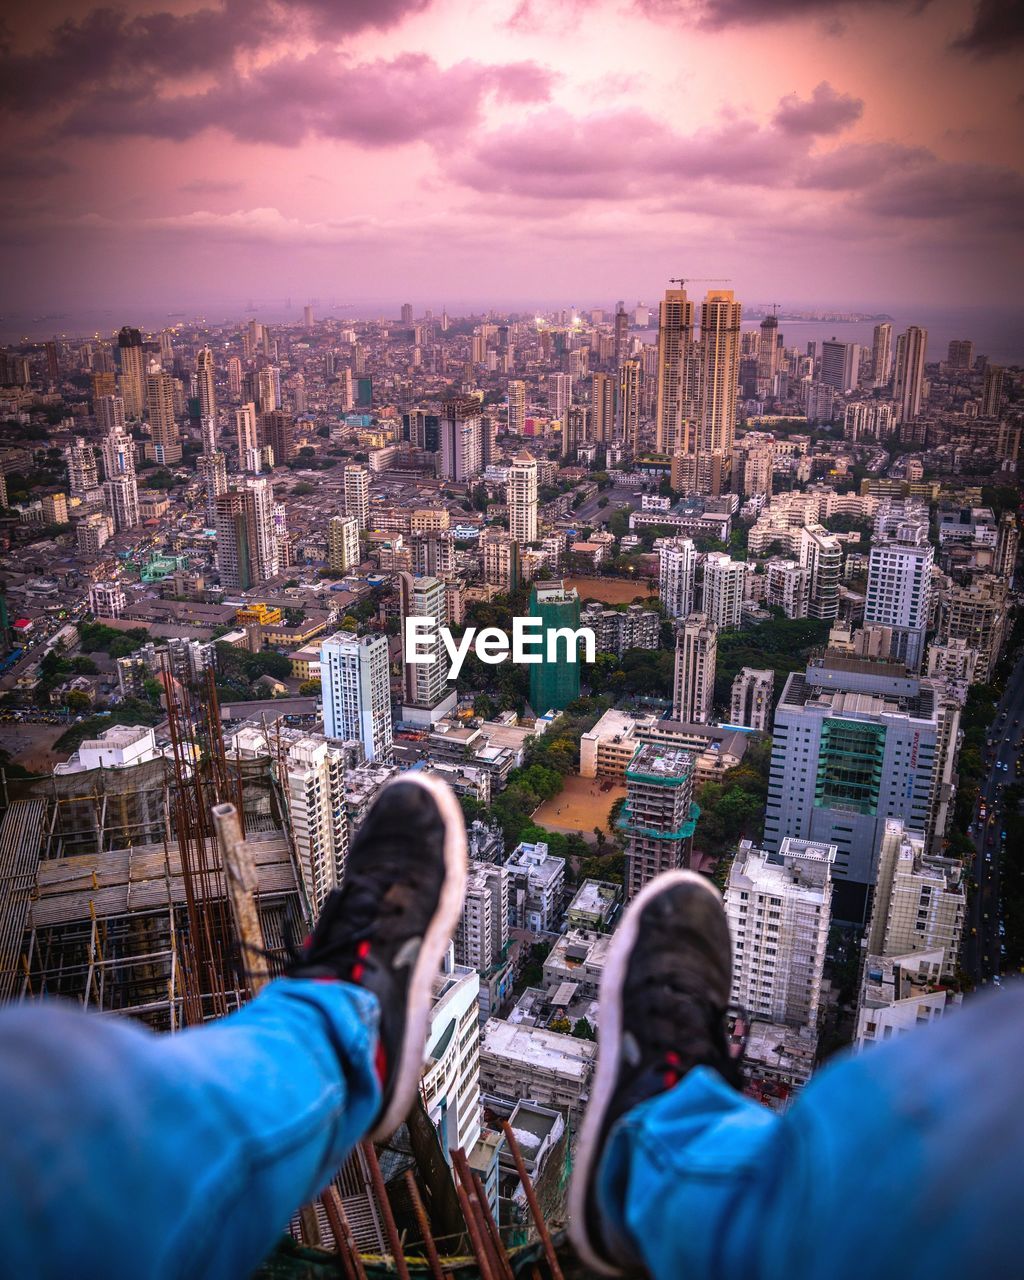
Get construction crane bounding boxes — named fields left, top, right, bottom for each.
left=668, top=276, right=732, bottom=290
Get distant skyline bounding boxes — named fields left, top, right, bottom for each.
left=1, top=0, right=1022, bottom=318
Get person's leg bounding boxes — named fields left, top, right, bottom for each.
left=0, top=772, right=468, bottom=1280
left=0, top=978, right=380, bottom=1280
left=598, top=984, right=1024, bottom=1280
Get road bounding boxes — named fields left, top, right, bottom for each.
left=962, top=647, right=1024, bottom=986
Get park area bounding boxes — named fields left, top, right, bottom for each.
left=565, top=576, right=658, bottom=605
left=532, top=773, right=626, bottom=840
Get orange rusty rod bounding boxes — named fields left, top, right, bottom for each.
left=500, top=1120, right=564, bottom=1280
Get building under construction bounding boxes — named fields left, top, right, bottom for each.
left=0, top=670, right=579, bottom=1277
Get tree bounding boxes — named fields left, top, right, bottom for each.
left=143, top=677, right=164, bottom=705
left=65, top=690, right=91, bottom=712
left=298, top=679, right=321, bottom=696
left=572, top=1018, right=596, bottom=1040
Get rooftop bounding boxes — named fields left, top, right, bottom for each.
left=481, top=1018, right=596, bottom=1080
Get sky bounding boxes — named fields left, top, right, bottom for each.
left=1, top=0, right=1023, bottom=323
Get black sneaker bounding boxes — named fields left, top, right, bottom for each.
left=569, top=870, right=740, bottom=1275
left=286, top=773, right=467, bottom=1141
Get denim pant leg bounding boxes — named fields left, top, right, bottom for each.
left=0, top=978, right=381, bottom=1280
left=598, top=985, right=1024, bottom=1280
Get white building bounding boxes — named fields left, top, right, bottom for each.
left=508, top=453, right=539, bottom=547
left=456, top=861, right=510, bottom=973
left=55, top=725, right=159, bottom=775
left=328, top=515, right=360, bottom=575
left=764, top=559, right=810, bottom=619
left=480, top=1018, right=596, bottom=1116
left=865, top=520, right=933, bottom=673
left=89, top=581, right=126, bottom=619
left=506, top=840, right=565, bottom=933
left=701, top=552, right=746, bottom=630
left=343, top=465, right=370, bottom=530
left=282, top=735, right=349, bottom=914
left=319, top=633, right=393, bottom=762
left=398, top=574, right=457, bottom=725
left=101, top=425, right=140, bottom=532
left=799, top=525, right=842, bottom=620
left=423, top=958, right=483, bottom=1156
left=672, top=613, right=717, bottom=724
left=658, top=538, right=697, bottom=619
left=730, top=667, right=773, bottom=731
left=726, top=837, right=835, bottom=1029
left=855, top=949, right=961, bottom=1052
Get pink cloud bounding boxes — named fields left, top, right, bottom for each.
left=773, top=82, right=863, bottom=136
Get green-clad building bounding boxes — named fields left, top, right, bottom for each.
left=528, top=581, right=582, bottom=714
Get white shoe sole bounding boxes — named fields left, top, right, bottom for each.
left=568, top=869, right=723, bottom=1275
left=369, top=771, right=469, bottom=1141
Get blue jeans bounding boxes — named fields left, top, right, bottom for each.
left=0, top=979, right=380, bottom=1280
left=599, top=984, right=1024, bottom=1280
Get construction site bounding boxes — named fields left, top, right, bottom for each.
left=0, top=667, right=585, bottom=1278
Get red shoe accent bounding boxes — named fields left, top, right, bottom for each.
left=374, top=1040, right=388, bottom=1088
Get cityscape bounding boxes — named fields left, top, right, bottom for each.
left=1, top=0, right=1022, bottom=1274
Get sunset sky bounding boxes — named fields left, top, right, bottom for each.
left=1, top=0, right=1022, bottom=319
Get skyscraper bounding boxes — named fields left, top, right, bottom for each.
left=590, top=372, right=615, bottom=443
left=695, top=290, right=742, bottom=496
left=235, top=402, right=259, bottom=471
left=227, top=356, right=242, bottom=399
left=871, top=322, right=893, bottom=386
left=144, top=362, right=182, bottom=464
left=757, top=313, right=779, bottom=395
left=196, top=346, right=216, bottom=421
left=672, top=613, right=717, bottom=723
left=946, top=339, right=974, bottom=371
left=319, top=633, right=393, bottom=762
left=613, top=303, right=629, bottom=370
left=701, top=552, right=746, bottom=629
left=117, top=326, right=146, bottom=419
left=507, top=380, right=526, bottom=434
left=864, top=519, right=934, bottom=672
left=398, top=573, right=457, bottom=725
left=621, top=744, right=699, bottom=899
left=214, top=478, right=277, bottom=589
left=799, top=525, right=842, bottom=620
left=328, top=514, right=360, bottom=574
left=725, top=838, right=834, bottom=1028
left=765, top=653, right=940, bottom=919
left=101, top=425, right=140, bottom=531
left=658, top=538, right=697, bottom=618
left=654, top=286, right=697, bottom=456
left=528, top=581, right=583, bottom=713
left=65, top=437, right=99, bottom=496
left=439, top=397, right=483, bottom=482
left=982, top=364, right=1004, bottom=418
left=508, top=452, right=538, bottom=547
left=260, top=410, right=295, bottom=465
left=893, top=326, right=927, bottom=423
left=344, top=464, right=370, bottom=529
left=730, top=667, right=774, bottom=731
left=619, top=358, right=641, bottom=454
left=547, top=372, right=572, bottom=419
left=820, top=340, right=860, bottom=393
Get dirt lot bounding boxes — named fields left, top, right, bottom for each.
left=0, top=722, right=71, bottom=775
left=533, top=773, right=627, bottom=841
left=566, top=576, right=658, bottom=605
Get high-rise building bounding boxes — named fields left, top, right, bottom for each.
left=701, top=552, right=746, bottom=629
left=864, top=520, right=933, bottom=672
left=866, top=820, right=965, bottom=978
left=398, top=573, right=457, bottom=725
left=214, top=478, right=277, bottom=589
left=799, top=525, right=842, bottom=620
left=197, top=451, right=227, bottom=527
left=281, top=735, right=349, bottom=914
left=260, top=410, right=294, bottom=465
left=658, top=537, right=697, bottom=619
left=328, top=514, right=360, bottom=574
left=528, top=581, right=583, bottom=713
left=343, top=464, right=370, bottom=530
left=982, top=364, right=1004, bottom=418
left=196, top=346, right=216, bottom=421
left=672, top=613, right=717, bottom=724
left=765, top=653, right=940, bottom=919
left=562, top=405, right=590, bottom=458
left=117, top=326, right=146, bottom=419
left=95, top=393, right=126, bottom=435
left=481, top=528, right=518, bottom=590
left=725, top=837, right=834, bottom=1028
left=619, top=358, right=642, bottom=454
left=256, top=366, right=279, bottom=413
left=871, top=322, right=893, bottom=386
left=508, top=452, right=538, bottom=547
left=547, top=372, right=572, bottom=420
left=893, top=326, right=927, bottom=423
left=765, top=558, right=810, bottom=618
left=621, top=744, right=699, bottom=899
left=757, top=313, right=779, bottom=394
left=820, top=340, right=860, bottom=393
left=937, top=574, right=1009, bottom=682
left=591, top=372, right=615, bottom=443
left=227, top=356, right=242, bottom=399
left=319, top=633, right=393, bottom=762
left=946, top=339, right=974, bottom=371
left=613, top=303, right=629, bottom=370
left=65, top=437, right=99, bottom=496
left=507, top=380, right=526, bottom=434
left=101, top=425, right=140, bottom=531
left=456, top=861, right=510, bottom=973
left=235, top=402, right=258, bottom=469
left=994, top=511, right=1019, bottom=585
left=730, top=667, right=773, bottom=731
left=654, top=286, right=698, bottom=456
left=144, top=362, right=182, bottom=464
left=694, top=290, right=742, bottom=495
left=439, top=397, right=483, bottom=482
